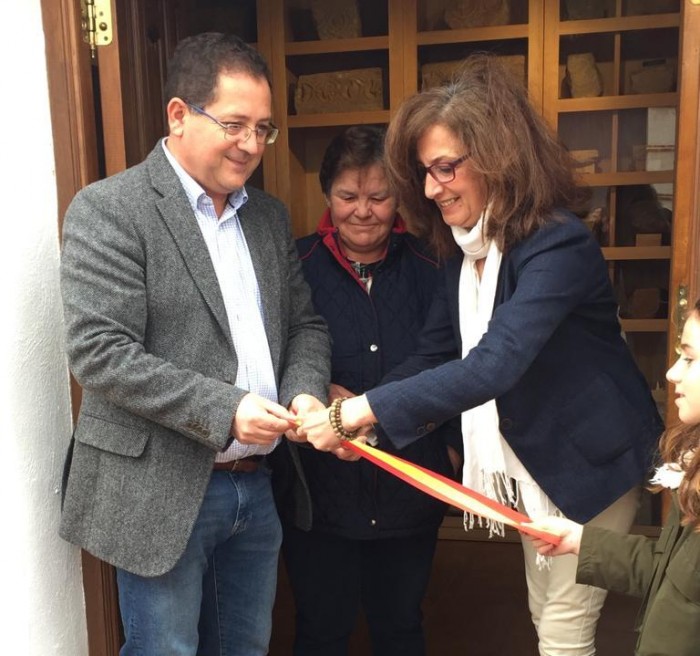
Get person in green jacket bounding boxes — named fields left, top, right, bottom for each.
left=527, top=296, right=700, bottom=656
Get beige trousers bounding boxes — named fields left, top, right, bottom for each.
left=519, top=486, right=641, bottom=656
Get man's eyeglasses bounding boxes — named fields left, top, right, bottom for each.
left=186, top=102, right=279, bottom=145
left=420, top=154, right=469, bottom=183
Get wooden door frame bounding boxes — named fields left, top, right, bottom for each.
left=39, top=2, right=700, bottom=655
left=671, top=0, right=700, bottom=314
left=40, top=0, right=121, bottom=654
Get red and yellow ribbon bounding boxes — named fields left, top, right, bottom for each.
left=343, top=440, right=561, bottom=545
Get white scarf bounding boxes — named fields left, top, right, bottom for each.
left=452, top=212, right=558, bottom=539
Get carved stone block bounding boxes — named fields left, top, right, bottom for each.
left=566, top=53, right=603, bottom=98
left=443, top=0, right=510, bottom=28
left=294, top=68, right=383, bottom=115
left=310, top=0, right=362, bottom=40
left=421, top=55, right=525, bottom=90
left=629, top=61, right=675, bottom=94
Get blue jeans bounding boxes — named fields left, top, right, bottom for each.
left=116, top=467, right=282, bottom=656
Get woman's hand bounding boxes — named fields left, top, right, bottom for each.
left=522, top=516, right=584, bottom=556
left=296, top=394, right=377, bottom=453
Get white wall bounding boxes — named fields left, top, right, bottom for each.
left=0, top=0, right=88, bottom=654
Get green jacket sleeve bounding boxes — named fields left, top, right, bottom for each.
left=576, top=525, right=656, bottom=598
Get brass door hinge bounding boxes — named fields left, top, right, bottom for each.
left=673, top=284, right=689, bottom=355
left=81, top=0, right=113, bottom=59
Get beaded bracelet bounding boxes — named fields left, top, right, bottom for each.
left=328, top=397, right=359, bottom=441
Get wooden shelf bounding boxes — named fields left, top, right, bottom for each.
left=557, top=13, right=680, bottom=36
left=602, top=246, right=671, bottom=260
left=620, top=319, right=668, bottom=332
left=555, top=93, right=678, bottom=113
left=417, top=23, right=529, bottom=46
left=285, top=35, right=389, bottom=56
left=287, top=110, right=391, bottom=129
left=584, top=171, right=675, bottom=186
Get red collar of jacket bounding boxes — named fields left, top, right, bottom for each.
left=315, top=208, right=408, bottom=287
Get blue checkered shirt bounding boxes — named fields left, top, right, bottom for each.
left=163, top=141, right=280, bottom=459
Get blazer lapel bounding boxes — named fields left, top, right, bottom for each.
left=146, top=146, right=232, bottom=346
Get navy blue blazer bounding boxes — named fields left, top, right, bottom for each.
left=367, top=212, right=663, bottom=523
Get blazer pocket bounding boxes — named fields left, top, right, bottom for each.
left=559, top=373, right=639, bottom=465
left=75, top=412, right=149, bottom=458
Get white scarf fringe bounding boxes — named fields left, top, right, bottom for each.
left=452, top=213, right=560, bottom=565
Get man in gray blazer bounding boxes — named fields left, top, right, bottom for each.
left=59, top=33, right=331, bottom=656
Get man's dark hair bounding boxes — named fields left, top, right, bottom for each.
left=164, top=32, right=272, bottom=107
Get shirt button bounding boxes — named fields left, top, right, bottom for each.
left=370, top=519, right=377, bottom=526
left=370, top=344, right=379, bottom=352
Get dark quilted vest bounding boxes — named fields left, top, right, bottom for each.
left=275, top=217, right=460, bottom=539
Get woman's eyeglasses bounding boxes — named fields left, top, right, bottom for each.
left=420, top=154, right=469, bottom=183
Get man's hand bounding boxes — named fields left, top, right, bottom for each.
left=231, top=392, right=298, bottom=444
left=285, top=394, right=325, bottom=442
left=328, top=383, right=354, bottom=402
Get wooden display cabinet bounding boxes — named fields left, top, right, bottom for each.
left=543, top=0, right=680, bottom=408
left=258, top=0, right=546, bottom=236
left=257, top=0, right=679, bottom=416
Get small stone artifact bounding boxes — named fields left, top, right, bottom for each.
left=444, top=0, right=510, bottom=28
left=310, top=0, right=362, bottom=39
left=566, top=53, right=603, bottom=98
left=421, top=55, right=525, bottom=89
left=294, top=68, right=383, bottom=114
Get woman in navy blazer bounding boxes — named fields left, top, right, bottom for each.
left=298, top=54, right=663, bottom=656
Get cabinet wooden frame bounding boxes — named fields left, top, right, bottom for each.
left=256, top=0, right=688, bottom=440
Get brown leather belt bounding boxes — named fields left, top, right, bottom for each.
left=213, top=455, right=264, bottom=473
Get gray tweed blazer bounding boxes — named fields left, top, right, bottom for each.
left=59, top=142, right=330, bottom=576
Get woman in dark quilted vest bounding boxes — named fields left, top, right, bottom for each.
left=272, top=125, right=461, bottom=656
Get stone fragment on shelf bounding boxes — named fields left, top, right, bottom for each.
left=565, top=53, right=603, bottom=98
left=629, top=61, right=675, bottom=94
left=421, top=55, right=525, bottom=90
left=443, top=0, right=509, bottom=28
left=310, top=0, right=362, bottom=40
left=294, top=68, right=383, bottom=115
